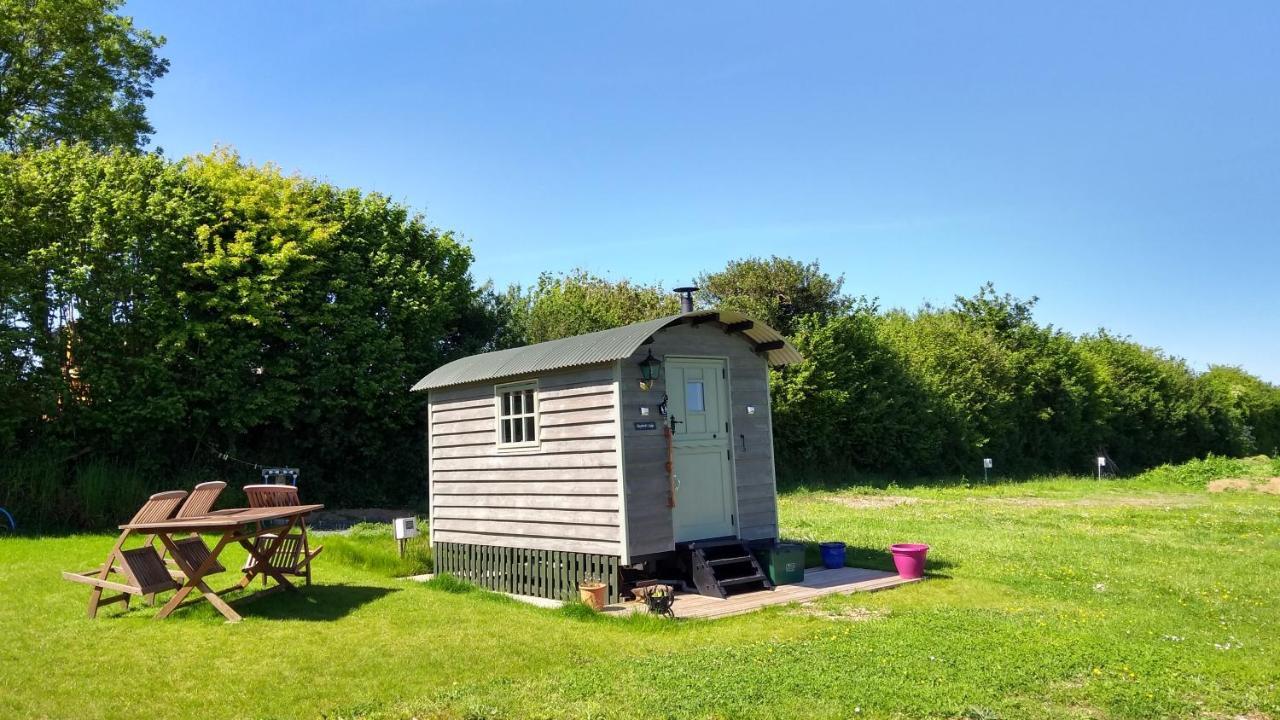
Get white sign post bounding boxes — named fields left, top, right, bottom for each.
left=1096, top=456, right=1106, bottom=480
left=983, top=457, right=993, bottom=482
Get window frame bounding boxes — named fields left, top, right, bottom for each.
left=494, top=380, right=540, bottom=452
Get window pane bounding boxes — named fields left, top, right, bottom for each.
left=513, top=418, right=524, bottom=442
left=525, top=390, right=534, bottom=413
left=501, top=419, right=511, bottom=443
left=524, top=416, right=535, bottom=442
left=512, top=391, right=523, bottom=415
left=686, top=381, right=705, bottom=412
left=502, top=392, right=511, bottom=417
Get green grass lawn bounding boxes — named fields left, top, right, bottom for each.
left=2, top=457, right=1278, bottom=719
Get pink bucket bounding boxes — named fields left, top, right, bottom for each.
left=890, top=543, right=930, bottom=579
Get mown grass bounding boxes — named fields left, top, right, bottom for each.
left=2, top=458, right=1278, bottom=719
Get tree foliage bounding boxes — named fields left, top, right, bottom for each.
left=503, top=269, right=679, bottom=344
left=0, top=0, right=168, bottom=151
left=696, top=256, right=852, bottom=336
left=0, top=145, right=496, bottom=525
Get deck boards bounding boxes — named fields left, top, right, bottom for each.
left=664, top=566, right=920, bottom=619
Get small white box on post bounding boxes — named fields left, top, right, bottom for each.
left=394, top=517, right=419, bottom=557
left=983, top=457, right=993, bottom=481
left=1097, top=456, right=1106, bottom=480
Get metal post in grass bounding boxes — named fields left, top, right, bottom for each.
left=1097, top=456, right=1106, bottom=480
left=983, top=457, right=992, bottom=482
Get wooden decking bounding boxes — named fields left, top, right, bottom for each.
left=662, top=566, right=920, bottom=619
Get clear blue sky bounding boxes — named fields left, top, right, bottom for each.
left=126, top=2, right=1280, bottom=382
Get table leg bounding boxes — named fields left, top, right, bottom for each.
left=156, top=533, right=240, bottom=622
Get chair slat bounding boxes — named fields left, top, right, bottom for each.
left=119, top=547, right=180, bottom=596
left=176, top=481, right=227, bottom=519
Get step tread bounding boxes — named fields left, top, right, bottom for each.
left=706, top=556, right=753, bottom=566
left=719, top=573, right=766, bottom=586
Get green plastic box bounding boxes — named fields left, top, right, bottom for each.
left=755, top=543, right=805, bottom=585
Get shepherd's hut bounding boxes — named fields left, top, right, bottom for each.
left=411, top=290, right=801, bottom=602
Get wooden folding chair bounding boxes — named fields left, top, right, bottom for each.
left=151, top=482, right=229, bottom=595
left=242, top=484, right=323, bottom=586
left=62, top=490, right=187, bottom=618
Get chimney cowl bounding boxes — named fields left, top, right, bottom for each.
left=673, top=286, right=698, bottom=313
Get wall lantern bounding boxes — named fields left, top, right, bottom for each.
left=638, top=349, right=662, bottom=390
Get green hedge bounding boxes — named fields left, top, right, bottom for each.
left=0, top=145, right=500, bottom=529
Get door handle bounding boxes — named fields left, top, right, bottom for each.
left=670, top=416, right=683, bottom=430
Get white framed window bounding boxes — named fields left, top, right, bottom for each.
left=495, top=380, right=539, bottom=450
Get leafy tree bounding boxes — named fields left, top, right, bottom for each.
left=0, top=0, right=168, bottom=150
left=952, top=284, right=1107, bottom=472
left=877, top=307, right=1019, bottom=470
left=1078, top=332, right=1221, bottom=469
left=505, top=269, right=680, bottom=344
left=696, top=256, right=852, bottom=335
left=771, top=306, right=943, bottom=476
left=1199, top=365, right=1280, bottom=456
left=0, top=145, right=496, bottom=524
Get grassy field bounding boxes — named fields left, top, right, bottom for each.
left=2, top=456, right=1278, bottom=719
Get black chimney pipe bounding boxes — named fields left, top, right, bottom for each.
left=673, top=286, right=697, bottom=313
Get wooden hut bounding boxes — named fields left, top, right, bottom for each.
left=411, top=304, right=801, bottom=602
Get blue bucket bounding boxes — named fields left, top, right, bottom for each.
left=819, top=542, right=846, bottom=569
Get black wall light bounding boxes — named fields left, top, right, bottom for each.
left=638, top=349, right=662, bottom=383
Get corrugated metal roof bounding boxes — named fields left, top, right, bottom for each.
left=411, top=309, right=802, bottom=391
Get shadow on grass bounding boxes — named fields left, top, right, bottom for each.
left=236, top=583, right=398, bottom=621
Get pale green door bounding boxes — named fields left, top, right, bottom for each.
left=666, top=356, right=735, bottom=542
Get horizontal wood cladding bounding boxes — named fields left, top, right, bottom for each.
left=540, top=408, right=614, bottom=427
left=432, top=452, right=616, bottom=472
left=428, top=364, right=621, bottom=556
left=434, top=506, right=620, bottom=526
left=432, top=480, right=618, bottom=495
left=433, top=518, right=618, bottom=542
left=433, top=438, right=615, bottom=459
left=434, top=532, right=620, bottom=558
left=433, top=468, right=616, bottom=482
left=435, top=494, right=619, bottom=511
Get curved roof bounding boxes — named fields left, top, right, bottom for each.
left=412, top=309, right=802, bottom=391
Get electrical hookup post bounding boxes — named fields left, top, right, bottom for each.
left=393, top=518, right=418, bottom=557
left=1097, top=456, right=1106, bottom=480
left=983, top=458, right=993, bottom=482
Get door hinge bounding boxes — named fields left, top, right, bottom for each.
left=725, top=422, right=729, bottom=432
left=731, top=513, right=736, bottom=526
left=727, top=448, right=732, bottom=461
left=722, top=368, right=727, bottom=379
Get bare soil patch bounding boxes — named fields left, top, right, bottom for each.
left=1208, top=478, right=1255, bottom=493
left=829, top=495, right=920, bottom=510
left=1206, top=477, right=1280, bottom=495
left=791, top=605, right=890, bottom=622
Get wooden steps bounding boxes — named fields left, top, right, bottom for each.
left=687, top=539, right=772, bottom=599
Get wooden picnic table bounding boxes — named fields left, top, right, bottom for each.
left=120, top=504, right=323, bottom=623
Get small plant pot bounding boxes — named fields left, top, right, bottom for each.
left=819, top=542, right=846, bottom=569
left=578, top=582, right=607, bottom=611
left=890, top=543, right=930, bottom=579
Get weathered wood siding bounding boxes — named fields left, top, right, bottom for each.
left=619, top=322, right=780, bottom=558
left=428, top=363, right=622, bottom=556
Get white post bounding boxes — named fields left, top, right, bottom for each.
left=1097, top=456, right=1106, bottom=480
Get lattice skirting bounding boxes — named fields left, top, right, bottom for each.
left=434, top=542, right=621, bottom=603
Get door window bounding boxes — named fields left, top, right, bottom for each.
left=685, top=381, right=705, bottom=412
